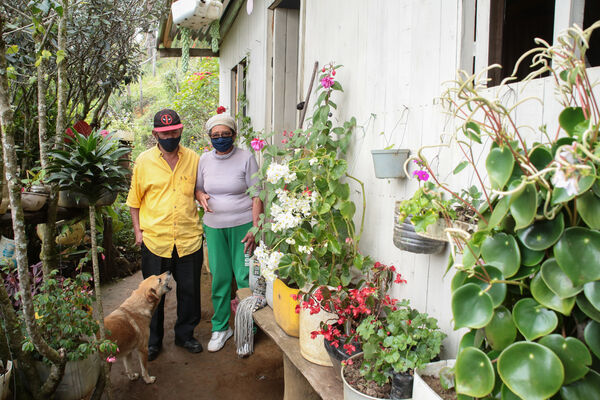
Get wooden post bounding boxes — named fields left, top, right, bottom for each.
left=298, top=61, right=319, bottom=129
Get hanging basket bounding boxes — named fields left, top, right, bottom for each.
left=370, top=149, right=410, bottom=179
left=171, top=0, right=224, bottom=30
left=393, top=208, right=446, bottom=254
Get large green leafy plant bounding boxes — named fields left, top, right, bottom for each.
left=420, top=23, right=600, bottom=399
left=356, top=301, right=445, bottom=385
left=253, top=64, right=370, bottom=288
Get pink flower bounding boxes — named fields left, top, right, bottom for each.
left=217, top=106, right=226, bottom=114
left=413, top=170, right=429, bottom=181
left=106, top=356, right=117, bottom=363
left=101, top=254, right=105, bottom=261
left=282, top=139, right=288, bottom=144
left=345, top=237, right=352, bottom=244
left=100, top=129, right=109, bottom=137
left=251, top=138, right=266, bottom=151
left=321, top=76, right=335, bottom=89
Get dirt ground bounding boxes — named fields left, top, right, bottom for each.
left=102, top=267, right=284, bottom=399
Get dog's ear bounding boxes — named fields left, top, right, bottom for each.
left=146, top=287, right=159, bottom=304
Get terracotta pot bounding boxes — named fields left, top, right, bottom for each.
left=272, top=278, right=300, bottom=337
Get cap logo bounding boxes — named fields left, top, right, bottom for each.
left=161, top=114, right=173, bottom=125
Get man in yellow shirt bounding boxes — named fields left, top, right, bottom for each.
left=126, top=109, right=203, bottom=361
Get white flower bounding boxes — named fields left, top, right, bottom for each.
left=298, top=245, right=313, bottom=255
left=552, top=169, right=579, bottom=196
left=266, top=162, right=297, bottom=184
left=285, top=238, right=295, bottom=245
left=309, top=158, right=318, bottom=166
left=255, top=241, right=284, bottom=281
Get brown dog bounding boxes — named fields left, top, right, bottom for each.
left=104, top=271, right=173, bottom=384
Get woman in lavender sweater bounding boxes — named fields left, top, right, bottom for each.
left=195, top=112, right=263, bottom=352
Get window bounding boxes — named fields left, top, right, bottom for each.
left=488, top=0, right=555, bottom=86
left=230, top=58, right=247, bottom=124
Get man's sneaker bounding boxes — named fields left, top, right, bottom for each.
left=207, top=328, right=233, bottom=352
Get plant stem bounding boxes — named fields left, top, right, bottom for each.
left=345, top=173, right=366, bottom=246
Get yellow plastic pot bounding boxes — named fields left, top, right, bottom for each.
left=273, top=278, right=300, bottom=337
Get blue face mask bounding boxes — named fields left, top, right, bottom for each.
left=158, top=136, right=181, bottom=153
left=211, top=137, right=234, bottom=152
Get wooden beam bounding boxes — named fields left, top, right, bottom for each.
left=158, top=48, right=219, bottom=57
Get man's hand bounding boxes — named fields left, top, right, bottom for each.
left=241, top=231, right=257, bottom=256
left=196, top=191, right=213, bottom=213
left=135, top=229, right=143, bottom=246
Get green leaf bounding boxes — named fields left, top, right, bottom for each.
left=452, top=283, right=494, bottom=329
left=453, top=161, right=469, bottom=174
left=538, top=334, right=591, bottom=384
left=554, top=227, right=600, bottom=286
left=497, top=342, right=564, bottom=400
left=517, top=213, right=564, bottom=251
left=531, top=272, right=575, bottom=315
left=480, top=233, right=520, bottom=278
left=486, top=147, right=515, bottom=190
left=484, top=306, right=517, bottom=351
left=584, top=320, right=600, bottom=359
left=509, top=182, right=537, bottom=230
left=6, top=45, right=18, bottom=55
left=339, top=201, right=355, bottom=219
left=518, top=237, right=545, bottom=266
left=464, top=265, right=506, bottom=307
left=576, top=294, right=600, bottom=323
left=560, top=370, right=600, bottom=400
left=529, top=145, right=553, bottom=171
left=512, top=298, right=558, bottom=341
left=331, top=81, right=343, bottom=92
left=584, top=281, right=600, bottom=311
left=462, top=122, right=483, bottom=144
left=540, top=258, right=583, bottom=299
left=559, top=107, right=589, bottom=138
left=455, top=347, right=495, bottom=397
left=481, top=196, right=510, bottom=231
left=576, top=190, right=600, bottom=229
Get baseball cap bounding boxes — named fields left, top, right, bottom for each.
left=153, top=109, right=183, bottom=132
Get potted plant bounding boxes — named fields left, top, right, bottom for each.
left=370, top=106, right=411, bottom=179
left=20, top=168, right=49, bottom=212
left=254, top=66, right=371, bottom=348
left=411, top=359, right=456, bottom=400
left=21, top=270, right=117, bottom=400
left=301, top=261, right=407, bottom=379
left=424, top=23, right=600, bottom=399
left=342, top=301, right=445, bottom=400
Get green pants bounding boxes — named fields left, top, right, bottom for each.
left=204, top=222, right=252, bottom=332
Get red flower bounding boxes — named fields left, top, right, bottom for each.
left=394, top=274, right=407, bottom=284
left=216, top=106, right=226, bottom=114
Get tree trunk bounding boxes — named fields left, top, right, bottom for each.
left=89, top=205, right=111, bottom=398
left=0, top=13, right=66, bottom=399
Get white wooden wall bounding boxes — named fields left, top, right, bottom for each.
left=219, top=0, right=600, bottom=358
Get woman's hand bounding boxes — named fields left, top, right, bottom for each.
left=195, top=191, right=213, bottom=213
left=241, top=231, right=257, bottom=255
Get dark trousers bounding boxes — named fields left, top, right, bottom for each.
left=141, top=242, right=203, bottom=347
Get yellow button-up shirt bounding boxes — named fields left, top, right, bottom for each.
left=126, top=145, right=202, bottom=258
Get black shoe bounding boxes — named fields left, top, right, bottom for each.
left=148, top=345, right=161, bottom=361
left=175, top=338, right=203, bottom=353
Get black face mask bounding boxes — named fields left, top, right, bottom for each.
left=158, top=136, right=181, bottom=153
left=211, top=137, right=234, bottom=152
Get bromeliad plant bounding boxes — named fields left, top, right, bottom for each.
left=254, top=65, right=370, bottom=288
left=419, top=22, right=600, bottom=399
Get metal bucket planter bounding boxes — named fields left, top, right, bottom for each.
left=413, top=359, right=456, bottom=400
left=393, top=215, right=446, bottom=254
left=35, top=353, right=101, bottom=400
left=57, top=190, right=117, bottom=208
left=371, top=149, right=410, bottom=179
left=0, top=360, right=13, bottom=400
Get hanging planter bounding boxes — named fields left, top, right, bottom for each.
left=171, top=0, right=224, bottom=30
left=393, top=214, right=446, bottom=254
left=370, top=149, right=410, bottom=179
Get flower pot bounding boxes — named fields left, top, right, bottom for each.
left=390, top=372, right=413, bottom=400
left=36, top=220, right=86, bottom=247
left=299, top=307, right=336, bottom=366
left=393, top=212, right=446, bottom=254
left=342, top=352, right=392, bottom=400
left=371, top=149, right=410, bottom=179
left=0, top=236, right=16, bottom=267
left=265, top=276, right=274, bottom=309
left=413, top=360, right=456, bottom=400
left=0, top=360, right=13, bottom=400
left=35, top=353, right=101, bottom=400
left=171, top=0, right=223, bottom=30
left=324, top=336, right=362, bottom=381
left=272, top=279, right=300, bottom=337
left=57, top=190, right=117, bottom=208
left=21, top=192, right=48, bottom=211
